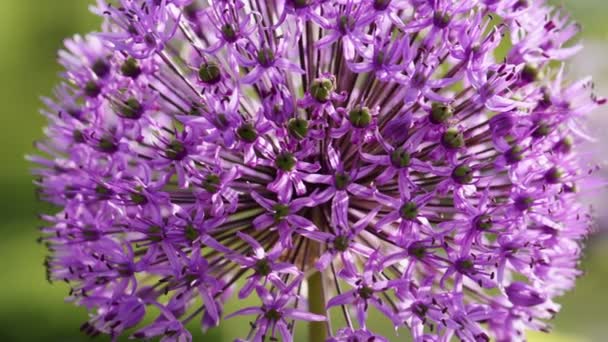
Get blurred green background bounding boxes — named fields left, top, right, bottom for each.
left=0, top=1, right=606, bottom=341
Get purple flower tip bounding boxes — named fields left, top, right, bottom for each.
left=506, top=282, right=546, bottom=307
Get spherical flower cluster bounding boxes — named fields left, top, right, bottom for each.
left=33, top=0, right=605, bottom=341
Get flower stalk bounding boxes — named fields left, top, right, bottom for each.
left=308, top=271, right=327, bottom=342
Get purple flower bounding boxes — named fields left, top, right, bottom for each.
left=238, top=33, right=305, bottom=85
left=506, top=282, right=547, bottom=307
left=250, top=191, right=317, bottom=245
left=226, top=232, right=300, bottom=298
left=313, top=2, right=373, bottom=61
left=202, top=2, right=257, bottom=53
left=329, top=327, right=389, bottom=342
left=326, top=251, right=407, bottom=328
left=33, top=0, right=604, bottom=341
left=95, top=0, right=182, bottom=59
left=226, top=277, right=325, bottom=341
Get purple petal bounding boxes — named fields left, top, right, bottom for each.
left=327, top=291, right=356, bottom=308
left=506, top=282, right=546, bottom=307
left=225, top=306, right=262, bottom=320
left=236, top=232, right=265, bottom=259
left=283, top=308, right=326, bottom=322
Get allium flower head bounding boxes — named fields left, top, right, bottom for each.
left=33, top=0, right=605, bottom=341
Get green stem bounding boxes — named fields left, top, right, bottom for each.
left=308, top=270, right=327, bottom=342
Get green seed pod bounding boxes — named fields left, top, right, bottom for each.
left=275, top=152, right=296, bottom=172
left=237, top=123, right=258, bottom=143
left=199, top=61, right=221, bottom=84
left=442, top=128, right=465, bottom=149
left=400, top=201, right=418, bottom=220
left=287, top=118, right=309, bottom=140
left=390, top=148, right=411, bottom=168
left=348, top=107, right=372, bottom=128
left=310, top=78, right=335, bottom=103
left=120, top=58, right=141, bottom=78
left=452, top=164, right=473, bottom=184
left=430, top=102, right=453, bottom=124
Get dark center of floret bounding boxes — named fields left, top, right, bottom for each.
left=199, top=61, right=222, bottom=84
left=221, top=23, right=238, bottom=42
left=148, top=225, right=163, bottom=242
left=513, top=0, right=529, bottom=9
left=334, top=172, right=351, bottom=190
left=400, top=201, right=418, bottom=220
left=338, top=15, right=356, bottom=34
left=532, top=121, right=550, bottom=138
left=72, top=130, right=85, bottom=143
left=275, top=152, right=296, bottom=172
left=64, top=185, right=77, bottom=199
left=455, top=258, right=475, bottom=274
left=214, top=113, right=230, bottom=130
left=117, top=263, right=135, bottom=277
left=408, top=243, right=426, bottom=259
left=521, top=64, right=539, bottom=83
left=264, top=308, right=282, bottom=322
left=433, top=11, right=451, bottom=29
left=184, top=3, right=199, bottom=20
left=348, top=106, right=372, bottom=128
left=430, top=102, right=453, bottom=124
left=84, top=81, right=101, bottom=97
left=411, top=72, right=427, bottom=88
left=273, top=204, right=290, bottom=222
left=411, top=302, right=429, bottom=318
left=514, top=195, right=534, bottom=211
left=562, top=182, right=578, bottom=193
left=538, top=87, right=552, bottom=108
left=333, top=235, right=350, bottom=252
left=130, top=191, right=148, bottom=205
left=254, top=258, right=272, bottom=276
left=452, top=164, right=473, bottom=184
left=165, top=140, right=187, bottom=160
left=189, top=103, right=202, bottom=116
left=66, top=107, right=82, bottom=118
left=98, top=136, right=118, bottom=153
left=120, top=98, right=143, bottom=119
left=120, top=57, right=141, bottom=78
left=310, top=77, right=335, bottom=103
left=257, top=48, right=275, bottom=67
left=184, top=224, right=199, bottom=242
left=126, top=24, right=138, bottom=36
left=291, top=0, right=309, bottom=9
left=95, top=184, right=112, bottom=198
left=82, top=226, right=101, bottom=242
left=144, top=33, right=156, bottom=47
left=237, top=123, right=258, bottom=143
left=287, top=118, right=309, bottom=140
left=441, top=128, right=465, bottom=149
left=554, top=136, right=573, bottom=154
left=390, top=148, right=411, bottom=168
left=202, top=174, right=221, bottom=193
left=544, top=167, right=563, bottom=184
left=92, top=58, right=110, bottom=78
left=505, top=145, right=524, bottom=164
left=358, top=286, right=374, bottom=300
left=473, top=214, right=493, bottom=231
left=373, top=51, right=386, bottom=67
left=373, top=0, right=391, bottom=11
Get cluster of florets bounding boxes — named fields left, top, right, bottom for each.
left=33, top=0, right=604, bottom=341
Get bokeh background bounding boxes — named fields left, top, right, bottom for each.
left=0, top=1, right=606, bottom=341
